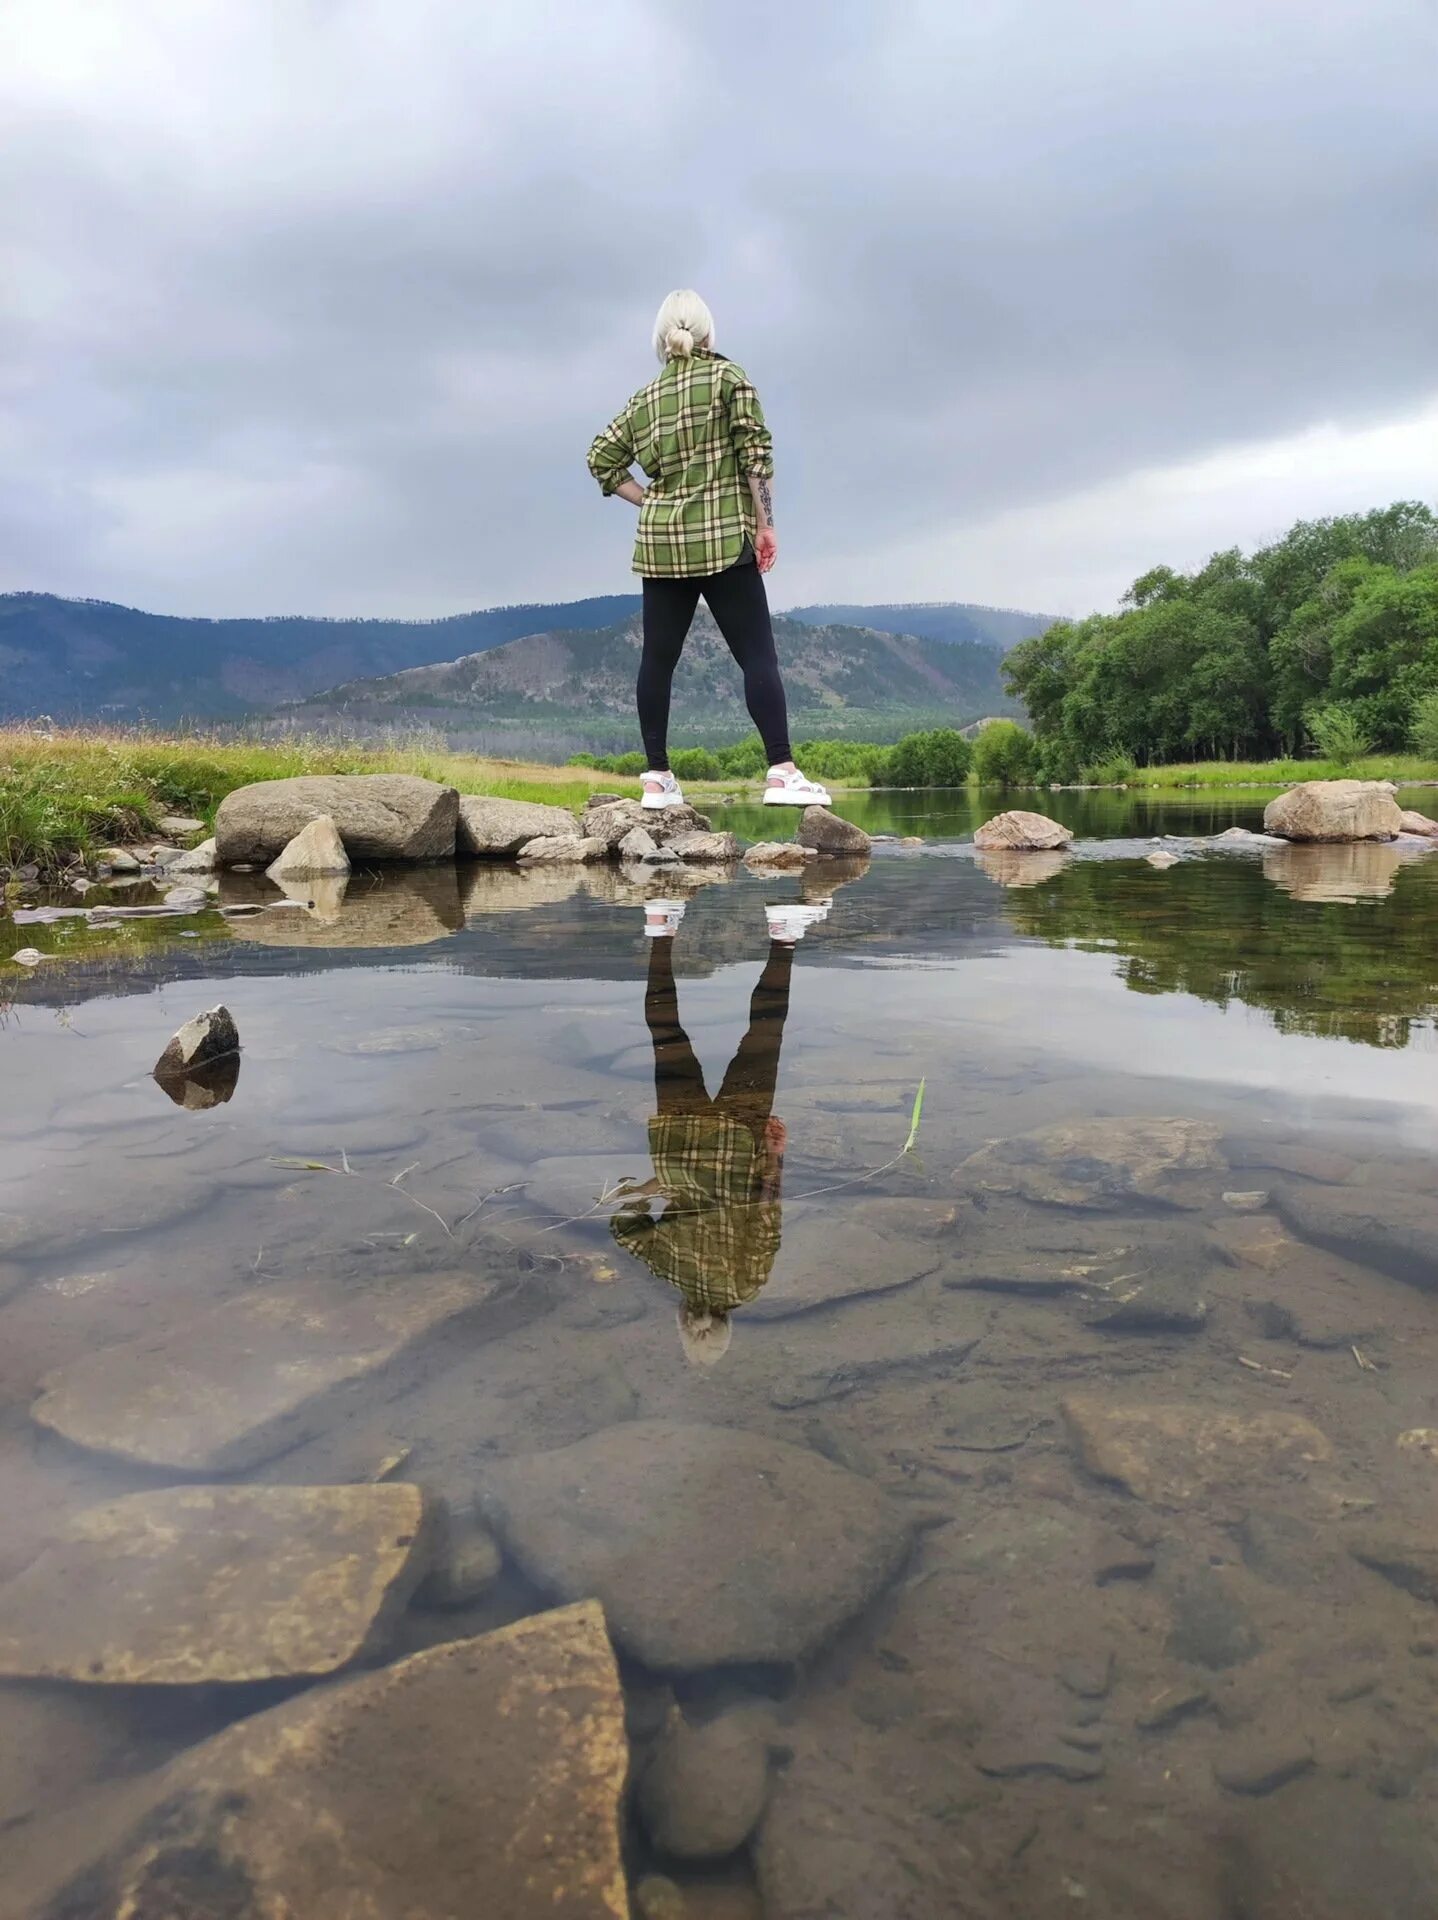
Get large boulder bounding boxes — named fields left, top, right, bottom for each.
left=215, top=774, right=459, bottom=864
left=972, top=809, right=1074, bottom=851
left=1263, top=779, right=1403, bottom=843
left=457, top=794, right=577, bottom=856
left=483, top=1420, right=909, bottom=1671
left=32, top=1269, right=501, bottom=1473
left=797, top=807, right=872, bottom=855
left=0, top=1484, right=430, bottom=1685
left=7, top=1603, right=630, bottom=1920
left=581, top=797, right=712, bottom=850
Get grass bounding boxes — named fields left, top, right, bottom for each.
left=0, top=725, right=641, bottom=874
left=1124, top=754, right=1438, bottom=790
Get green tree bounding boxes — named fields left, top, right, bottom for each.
left=972, top=719, right=1039, bottom=785
left=1411, top=691, right=1438, bottom=760
left=1305, top=704, right=1374, bottom=767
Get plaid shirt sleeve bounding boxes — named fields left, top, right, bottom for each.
left=725, top=369, right=774, bottom=479
left=587, top=401, right=637, bottom=497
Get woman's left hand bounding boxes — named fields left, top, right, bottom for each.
left=755, top=528, right=778, bottom=573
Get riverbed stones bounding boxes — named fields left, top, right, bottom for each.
left=956, top=1115, right=1224, bottom=1211
left=265, top=812, right=350, bottom=880
left=668, top=829, right=741, bottom=861
left=1167, top=1565, right=1260, bottom=1669
left=1062, top=1395, right=1332, bottom=1509
left=6, top=1602, right=629, bottom=1920
left=581, top=797, right=712, bottom=849
left=517, top=832, right=610, bottom=863
left=415, top=1503, right=504, bottom=1609
left=973, top=809, right=1074, bottom=851
left=1227, top=1775, right=1438, bottom=1920
left=166, top=835, right=218, bottom=873
left=483, top=1420, right=909, bottom=1670
left=456, top=793, right=576, bottom=856
left=742, top=840, right=809, bottom=871
left=797, top=806, right=872, bottom=855
left=1263, top=778, right=1403, bottom=842
left=1348, top=1534, right=1438, bottom=1604
left=152, top=1003, right=239, bottom=1081
left=32, top=1268, right=498, bottom=1472
left=637, top=1708, right=773, bottom=1858
left=0, top=1484, right=429, bottom=1685
left=1213, top=1737, right=1313, bottom=1796
left=156, top=814, right=205, bottom=836
left=215, top=772, right=460, bottom=863
left=1273, top=1181, right=1438, bottom=1291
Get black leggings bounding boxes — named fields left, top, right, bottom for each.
left=639, top=555, right=792, bottom=771
left=645, top=937, right=794, bottom=1134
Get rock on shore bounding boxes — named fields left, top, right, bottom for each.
left=457, top=795, right=577, bottom=856
left=215, top=773, right=459, bottom=863
left=6, top=1603, right=630, bottom=1920
left=1263, top=779, right=1403, bottom=843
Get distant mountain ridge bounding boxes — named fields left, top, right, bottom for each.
left=291, top=607, right=1021, bottom=750
left=0, top=589, right=1048, bottom=728
left=784, top=601, right=1061, bottom=650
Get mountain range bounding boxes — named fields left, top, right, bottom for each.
left=290, top=608, right=1022, bottom=750
left=0, top=589, right=1052, bottom=742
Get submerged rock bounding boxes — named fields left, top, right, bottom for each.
left=972, top=809, right=1074, bottom=851
left=152, top=1004, right=239, bottom=1082
left=0, top=1484, right=429, bottom=1685
left=216, top=772, right=459, bottom=863
left=7, top=1602, right=629, bottom=1920
left=1167, top=1565, right=1261, bottom=1669
left=956, top=1115, right=1224, bottom=1211
left=1228, top=1775, right=1438, bottom=1919
left=1062, top=1395, right=1331, bottom=1509
left=1263, top=778, right=1402, bottom=843
left=265, top=812, right=350, bottom=880
left=33, top=1268, right=499, bottom=1472
left=796, top=807, right=872, bottom=855
left=484, top=1420, right=909, bottom=1670
left=1272, top=1181, right=1438, bottom=1292
left=637, top=1708, right=774, bottom=1859
left=415, top=1503, right=504, bottom=1610
left=456, top=793, right=575, bottom=856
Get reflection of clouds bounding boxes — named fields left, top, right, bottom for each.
left=977, top=849, right=1071, bottom=890
left=1262, top=842, right=1402, bottom=903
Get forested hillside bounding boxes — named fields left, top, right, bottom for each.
left=1004, top=502, right=1438, bottom=773
left=786, top=600, right=1057, bottom=650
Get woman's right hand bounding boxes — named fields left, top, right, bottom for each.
left=755, top=528, right=778, bottom=573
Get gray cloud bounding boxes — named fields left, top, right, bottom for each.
left=0, top=0, right=1434, bottom=619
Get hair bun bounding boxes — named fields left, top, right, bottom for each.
left=665, top=325, right=695, bottom=358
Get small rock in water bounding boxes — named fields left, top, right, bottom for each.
left=1062, top=1394, right=1331, bottom=1510
left=1092, top=1527, right=1156, bottom=1586
left=957, top=1115, right=1225, bottom=1211
left=1146, top=850, right=1180, bottom=869
left=1135, top=1682, right=1210, bottom=1732
left=637, top=1707, right=774, bottom=1858
left=619, top=825, right=660, bottom=860
left=415, top=1504, right=504, bottom=1610
left=266, top=812, right=351, bottom=880
left=162, top=885, right=209, bottom=910
left=1349, top=1534, right=1438, bottom=1604
left=796, top=806, right=872, bottom=855
left=972, top=809, right=1074, bottom=851
left=1224, top=1189, right=1270, bottom=1211
left=1167, top=1565, right=1261, bottom=1669
left=10, top=947, right=43, bottom=967
left=742, top=840, right=808, bottom=871
left=157, top=814, right=206, bottom=835
left=99, top=847, right=141, bottom=872
left=153, top=1003, right=239, bottom=1081
left=1085, top=1271, right=1209, bottom=1333
left=976, top=1738, right=1104, bottom=1782
left=1214, top=1737, right=1314, bottom=1796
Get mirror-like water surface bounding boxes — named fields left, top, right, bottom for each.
left=2, top=794, right=1437, bottom=1918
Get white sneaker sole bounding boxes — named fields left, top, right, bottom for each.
left=641, top=792, right=687, bottom=810
left=762, top=789, right=832, bottom=807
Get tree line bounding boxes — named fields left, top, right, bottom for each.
left=1002, top=501, right=1438, bottom=775
left=569, top=720, right=1049, bottom=788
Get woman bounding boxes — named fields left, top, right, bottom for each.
left=587, top=289, right=832, bottom=811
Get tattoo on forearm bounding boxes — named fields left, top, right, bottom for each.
left=757, top=479, right=773, bottom=527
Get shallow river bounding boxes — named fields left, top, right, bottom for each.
left=2, top=791, right=1437, bottom=1917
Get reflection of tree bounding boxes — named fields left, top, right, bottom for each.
left=1003, top=854, right=1438, bottom=1048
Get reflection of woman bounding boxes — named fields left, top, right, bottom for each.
left=611, top=935, right=795, bottom=1364
left=586, top=288, right=831, bottom=814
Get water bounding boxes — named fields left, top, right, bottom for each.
left=2, top=795, right=1438, bottom=1916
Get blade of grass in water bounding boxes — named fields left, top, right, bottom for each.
left=903, top=1078, right=927, bottom=1155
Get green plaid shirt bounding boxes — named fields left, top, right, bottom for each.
left=587, top=351, right=774, bottom=579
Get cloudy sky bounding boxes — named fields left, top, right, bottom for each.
left=2, top=0, right=1434, bottom=623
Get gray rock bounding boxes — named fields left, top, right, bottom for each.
left=516, top=833, right=610, bottom=863
left=581, top=798, right=712, bottom=849
left=619, top=826, right=660, bottom=860
left=5, top=1602, right=628, bottom=1920
left=1085, top=1270, right=1209, bottom=1333
left=796, top=807, right=872, bottom=855
left=153, top=1004, right=239, bottom=1079
left=769, top=1328, right=981, bottom=1407
left=415, top=1505, right=503, bottom=1610
left=156, top=814, right=206, bottom=835
left=1228, top=1776, right=1438, bottom=1920
left=975, top=1738, right=1104, bottom=1781
left=669, top=830, right=741, bottom=862
left=0, top=1483, right=430, bottom=1684
left=161, top=885, right=209, bottom=910
left=266, top=813, right=351, bottom=880
left=1273, top=1182, right=1438, bottom=1292
left=637, top=1709, right=772, bottom=1858
left=957, top=1115, right=1225, bottom=1211
left=215, top=773, right=459, bottom=863
left=99, top=848, right=141, bottom=872
left=742, top=840, right=808, bottom=870
left=1349, top=1534, right=1438, bottom=1603
left=972, top=809, right=1074, bottom=851
left=1263, top=778, right=1403, bottom=842
left=1214, top=1738, right=1314, bottom=1795
left=483, top=1420, right=910, bottom=1670
left=166, top=836, right=218, bottom=874
left=455, top=794, right=576, bottom=856
left=1167, top=1566, right=1260, bottom=1669
left=1135, top=1683, right=1210, bottom=1731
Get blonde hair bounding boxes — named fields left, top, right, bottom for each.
left=677, top=1305, right=732, bottom=1366
left=653, top=289, right=714, bottom=364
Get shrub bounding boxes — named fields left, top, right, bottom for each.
left=1083, top=753, right=1136, bottom=785
left=1409, top=691, right=1438, bottom=760
left=972, top=719, right=1040, bottom=786
left=670, top=746, right=723, bottom=782
left=1306, top=704, right=1375, bottom=768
